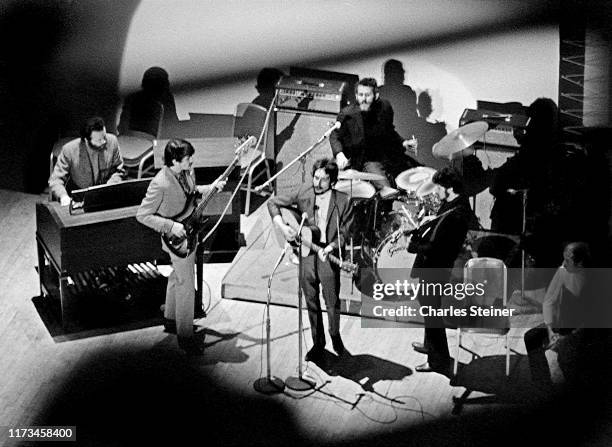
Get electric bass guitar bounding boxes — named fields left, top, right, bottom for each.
left=275, top=208, right=358, bottom=275
left=162, top=136, right=257, bottom=257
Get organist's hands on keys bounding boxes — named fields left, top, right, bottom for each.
left=49, top=116, right=126, bottom=206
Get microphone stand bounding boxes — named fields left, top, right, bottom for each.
left=520, top=189, right=527, bottom=303
left=254, top=243, right=287, bottom=394
left=286, top=214, right=316, bottom=391
left=254, top=123, right=339, bottom=193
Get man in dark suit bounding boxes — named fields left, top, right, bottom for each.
left=49, top=116, right=126, bottom=206
left=268, top=158, right=354, bottom=362
left=330, top=77, right=418, bottom=189
left=409, top=167, right=477, bottom=373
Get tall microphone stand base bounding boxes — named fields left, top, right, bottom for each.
left=254, top=376, right=286, bottom=394
left=285, top=375, right=315, bottom=391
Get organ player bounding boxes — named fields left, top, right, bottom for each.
left=49, top=116, right=126, bottom=206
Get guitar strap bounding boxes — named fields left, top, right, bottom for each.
left=335, top=194, right=342, bottom=261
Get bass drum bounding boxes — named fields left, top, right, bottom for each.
left=375, top=231, right=419, bottom=287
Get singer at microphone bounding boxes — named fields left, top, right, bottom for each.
left=329, top=77, right=419, bottom=191
left=267, top=157, right=354, bottom=363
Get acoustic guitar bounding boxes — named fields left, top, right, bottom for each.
left=274, top=207, right=358, bottom=275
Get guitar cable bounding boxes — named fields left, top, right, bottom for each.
left=199, top=139, right=257, bottom=245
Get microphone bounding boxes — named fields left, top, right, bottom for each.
left=296, top=212, right=308, bottom=245
left=297, top=212, right=308, bottom=233
left=507, top=188, right=528, bottom=195
left=322, top=121, right=341, bottom=139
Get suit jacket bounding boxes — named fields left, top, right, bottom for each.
left=49, top=134, right=125, bottom=200
left=136, top=166, right=211, bottom=238
left=330, top=99, right=411, bottom=170
left=267, top=185, right=353, bottom=252
left=411, top=195, right=475, bottom=280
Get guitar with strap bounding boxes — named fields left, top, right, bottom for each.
left=274, top=207, right=358, bottom=275
left=162, top=136, right=256, bottom=258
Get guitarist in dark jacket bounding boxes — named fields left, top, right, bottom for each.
left=409, top=167, right=478, bottom=373
left=137, top=139, right=225, bottom=355
left=268, top=158, right=354, bottom=362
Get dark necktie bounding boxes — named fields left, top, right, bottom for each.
left=96, top=150, right=104, bottom=184
left=178, top=171, right=190, bottom=194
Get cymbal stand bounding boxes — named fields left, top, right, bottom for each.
left=254, top=244, right=287, bottom=394
left=286, top=215, right=315, bottom=391
left=520, top=189, right=527, bottom=303
left=349, top=179, right=355, bottom=294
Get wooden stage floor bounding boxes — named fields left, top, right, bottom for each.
left=2, top=189, right=611, bottom=446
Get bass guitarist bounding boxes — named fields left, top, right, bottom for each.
left=268, top=158, right=353, bottom=362
left=137, top=139, right=226, bottom=355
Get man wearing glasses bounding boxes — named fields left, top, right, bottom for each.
left=49, top=116, right=126, bottom=205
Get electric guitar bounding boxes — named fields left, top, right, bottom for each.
left=162, top=136, right=257, bottom=257
left=275, top=208, right=358, bottom=275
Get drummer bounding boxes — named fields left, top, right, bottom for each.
left=330, top=77, right=419, bottom=191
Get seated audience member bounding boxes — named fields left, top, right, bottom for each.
left=49, top=116, right=125, bottom=206
left=523, top=242, right=590, bottom=390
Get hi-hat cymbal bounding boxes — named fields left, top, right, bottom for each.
left=432, top=121, right=489, bottom=160
left=338, top=169, right=386, bottom=181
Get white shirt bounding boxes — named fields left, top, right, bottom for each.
left=314, top=190, right=332, bottom=244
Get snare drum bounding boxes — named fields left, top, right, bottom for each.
left=376, top=198, right=420, bottom=237
left=334, top=179, right=376, bottom=199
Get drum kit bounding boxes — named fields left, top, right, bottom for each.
left=336, top=121, right=491, bottom=288
left=334, top=165, right=440, bottom=286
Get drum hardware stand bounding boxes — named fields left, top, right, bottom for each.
left=254, top=244, right=288, bottom=395
left=520, top=189, right=527, bottom=304
left=286, top=214, right=316, bottom=391
left=254, top=122, right=340, bottom=193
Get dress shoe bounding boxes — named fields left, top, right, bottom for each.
left=194, top=305, right=207, bottom=319
left=331, top=335, right=345, bottom=355
left=305, top=346, right=324, bottom=363
left=415, top=361, right=451, bottom=374
left=178, top=337, right=205, bottom=356
left=163, top=319, right=198, bottom=335
left=412, top=342, right=430, bottom=355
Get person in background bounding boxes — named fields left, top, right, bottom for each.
left=523, top=241, right=590, bottom=389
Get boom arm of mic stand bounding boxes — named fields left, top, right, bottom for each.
left=255, top=123, right=337, bottom=192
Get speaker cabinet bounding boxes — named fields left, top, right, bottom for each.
left=195, top=166, right=241, bottom=255
left=274, top=110, right=336, bottom=197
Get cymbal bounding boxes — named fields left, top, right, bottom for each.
left=432, top=121, right=488, bottom=160
left=395, top=166, right=436, bottom=192
left=415, top=180, right=437, bottom=198
left=338, top=169, right=386, bottom=181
